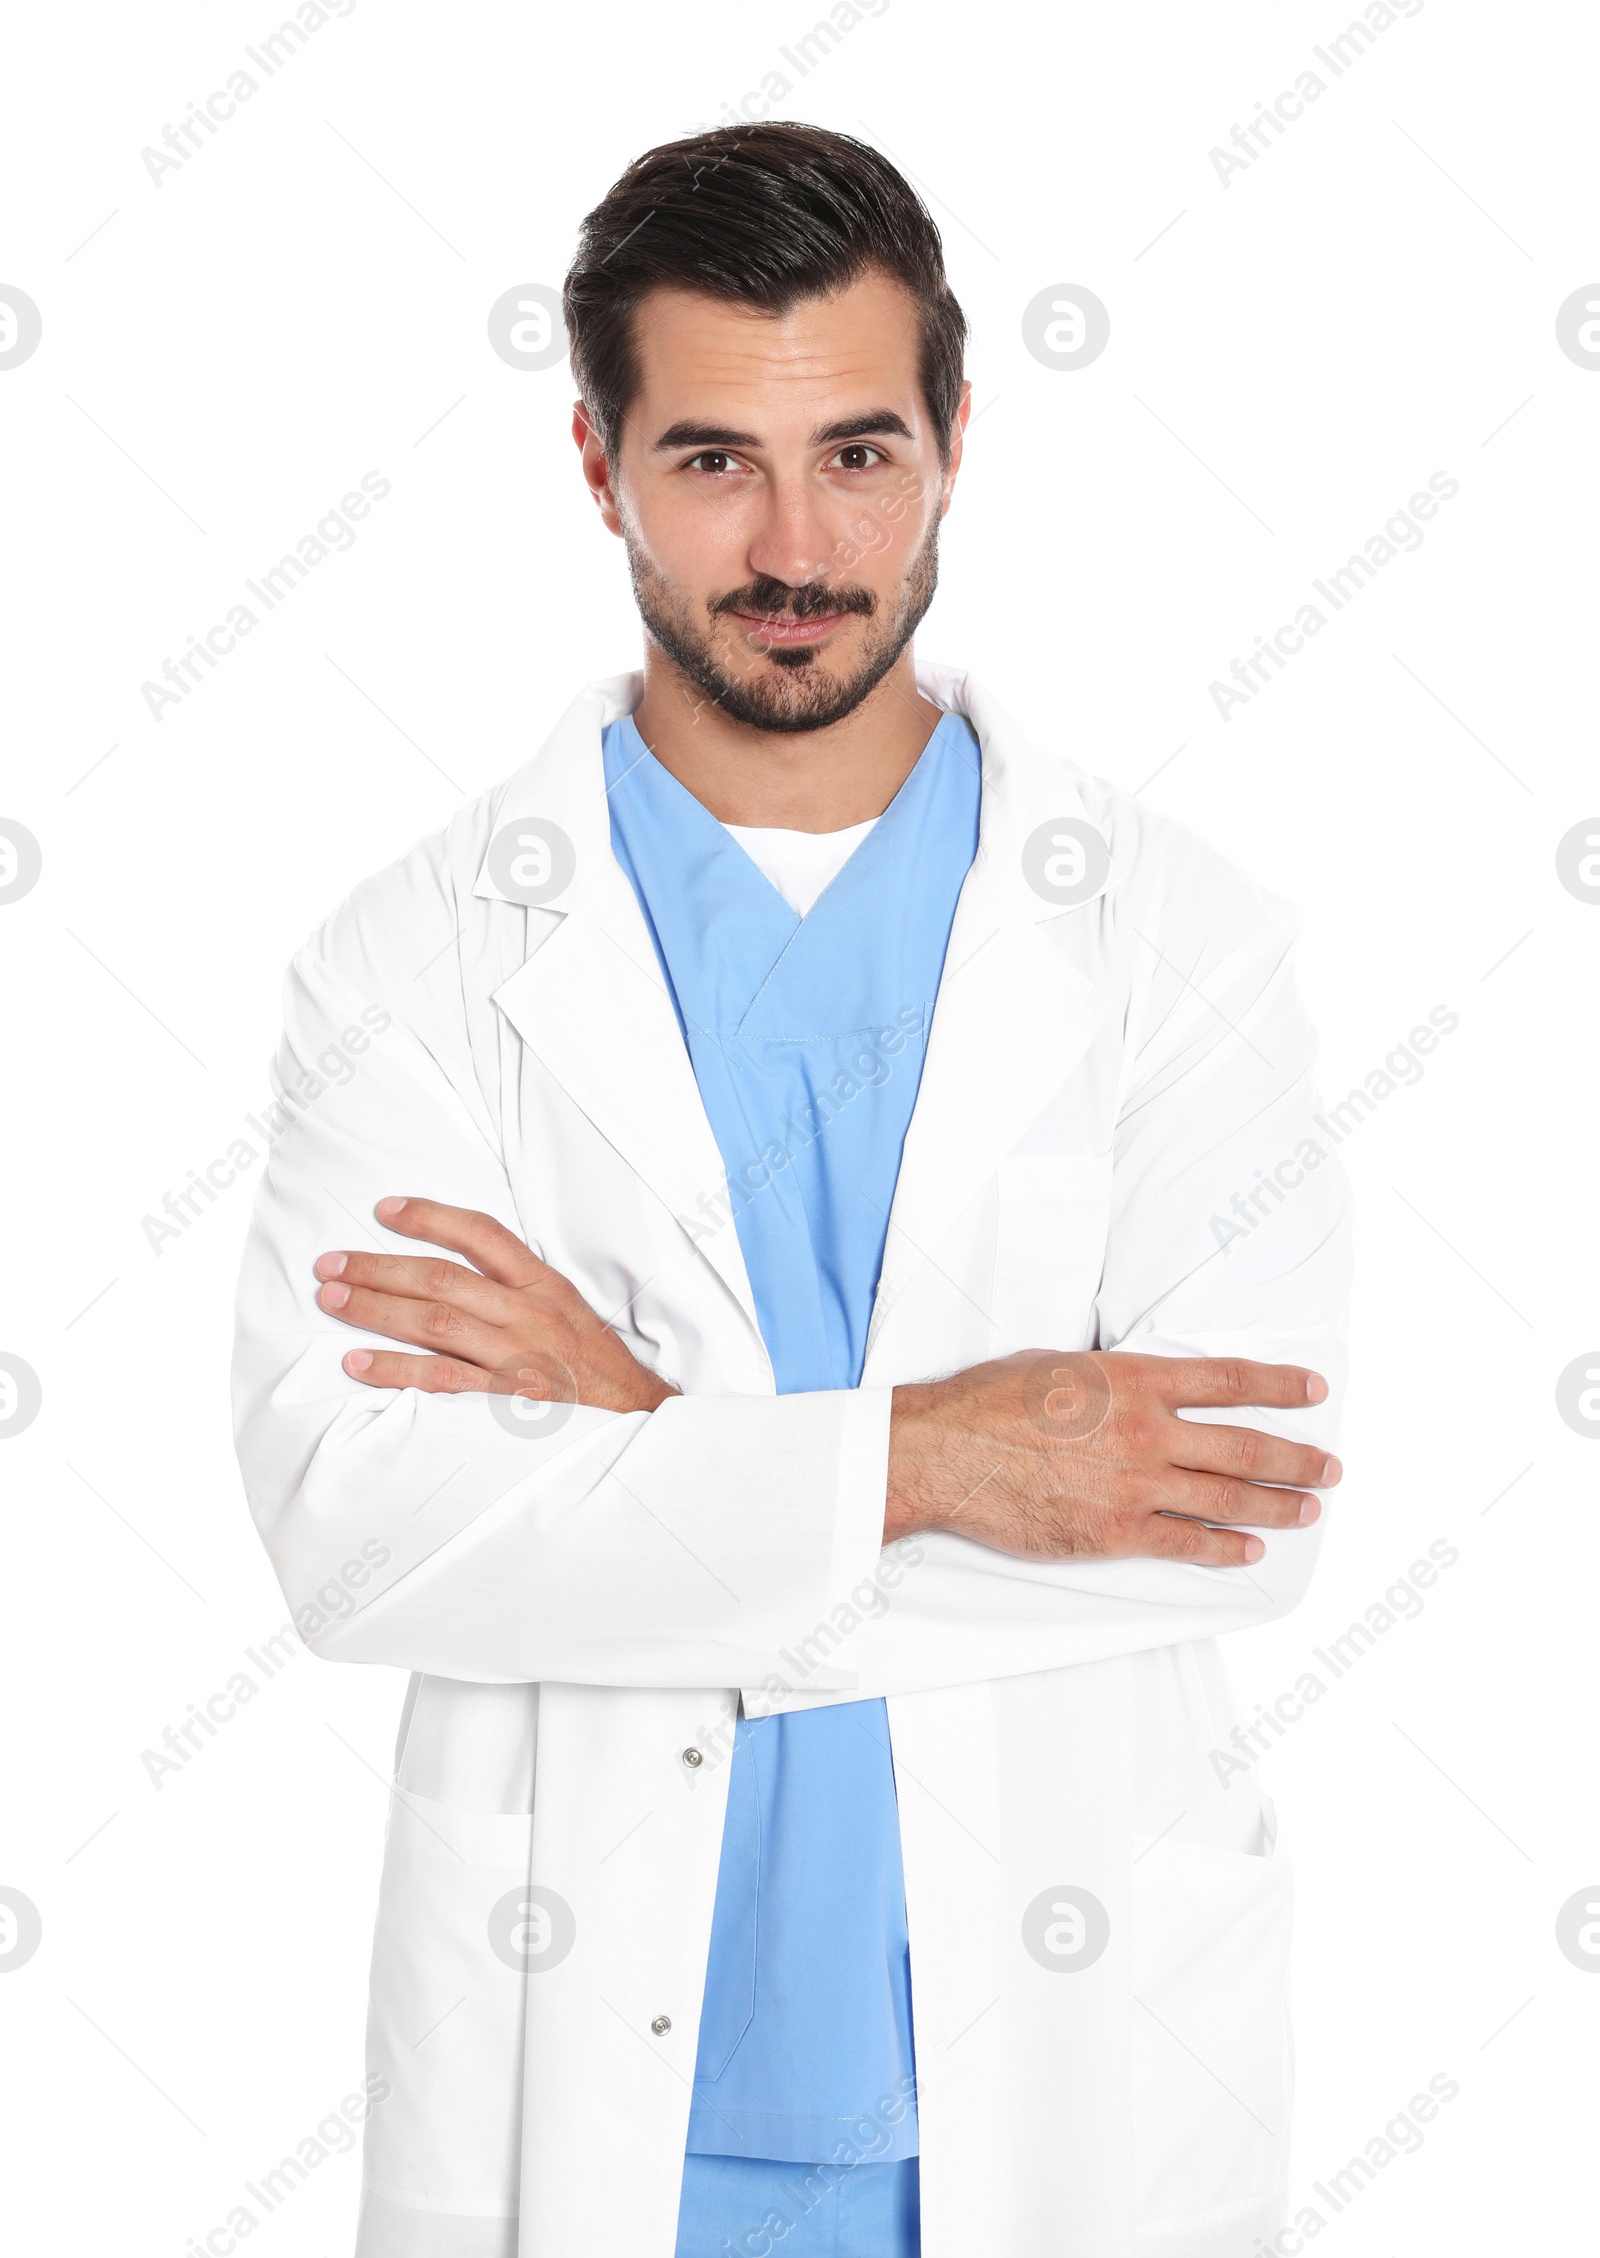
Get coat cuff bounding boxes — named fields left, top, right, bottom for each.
left=627, top=1382, right=894, bottom=1691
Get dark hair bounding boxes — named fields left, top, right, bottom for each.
left=563, top=123, right=968, bottom=468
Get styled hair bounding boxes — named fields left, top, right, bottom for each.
left=562, top=122, right=968, bottom=467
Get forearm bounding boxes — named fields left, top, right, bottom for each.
left=232, top=943, right=896, bottom=1683
left=236, top=1305, right=894, bottom=1683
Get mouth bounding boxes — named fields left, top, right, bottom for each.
left=730, top=609, right=848, bottom=647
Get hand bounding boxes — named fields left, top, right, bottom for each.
left=885, top=1349, right=1340, bottom=1567
left=313, top=1197, right=677, bottom=1414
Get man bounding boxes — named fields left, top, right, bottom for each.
left=233, top=123, right=1350, bottom=2258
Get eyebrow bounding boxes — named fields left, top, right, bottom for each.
left=651, top=409, right=914, bottom=452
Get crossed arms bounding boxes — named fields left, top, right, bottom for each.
left=232, top=850, right=1350, bottom=1693
left=312, top=1194, right=1340, bottom=1573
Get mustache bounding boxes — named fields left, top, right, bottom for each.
left=711, top=578, right=877, bottom=623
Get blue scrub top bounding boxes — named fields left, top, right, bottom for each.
left=603, top=706, right=982, bottom=2164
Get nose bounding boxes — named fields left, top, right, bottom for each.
left=743, top=469, right=845, bottom=597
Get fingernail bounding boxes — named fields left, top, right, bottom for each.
left=320, top=1282, right=350, bottom=1310
left=314, top=1252, right=348, bottom=1279
left=1243, top=1536, right=1265, bottom=1563
left=375, top=1196, right=406, bottom=1220
left=1322, top=1455, right=1342, bottom=1485
left=1298, top=1497, right=1320, bottom=1525
left=345, top=1349, right=372, bottom=1373
left=1305, top=1373, right=1328, bottom=1403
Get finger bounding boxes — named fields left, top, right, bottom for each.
left=373, top=1197, right=547, bottom=1290
left=342, top=1348, right=494, bottom=1394
left=1146, top=1466, right=1322, bottom=1529
left=1160, top=1418, right=1340, bottom=1492
left=1140, top=1356, right=1328, bottom=1411
left=318, top=1280, right=507, bottom=1368
left=314, top=1248, right=517, bottom=1326
left=1140, top=1514, right=1267, bottom=1569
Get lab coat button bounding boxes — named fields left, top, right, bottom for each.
left=681, top=1746, right=703, bottom=1768
left=651, top=2015, right=672, bottom=2035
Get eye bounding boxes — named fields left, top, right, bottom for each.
left=828, top=443, right=886, bottom=471
left=684, top=450, right=740, bottom=476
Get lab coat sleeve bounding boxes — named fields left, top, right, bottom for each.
left=231, top=918, right=890, bottom=1691
left=859, top=832, right=1354, bottom=1693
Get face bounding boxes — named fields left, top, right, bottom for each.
left=575, top=268, right=969, bottom=733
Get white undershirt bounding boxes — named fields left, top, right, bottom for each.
left=722, top=817, right=880, bottom=918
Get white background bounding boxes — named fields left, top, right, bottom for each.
left=1, top=0, right=1595, bottom=2249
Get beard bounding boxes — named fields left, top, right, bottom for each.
left=623, top=511, right=941, bottom=734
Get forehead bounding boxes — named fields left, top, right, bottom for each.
left=627, top=268, right=924, bottom=433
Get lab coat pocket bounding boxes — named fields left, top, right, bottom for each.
left=1130, top=1801, right=1294, bottom=2239
left=362, top=1786, right=534, bottom=2218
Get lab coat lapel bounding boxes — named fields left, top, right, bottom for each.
left=473, top=665, right=1120, bottom=1359
left=474, top=674, right=764, bottom=1336
left=866, top=666, right=1119, bottom=1360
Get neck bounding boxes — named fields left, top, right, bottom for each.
left=630, top=642, right=946, bottom=830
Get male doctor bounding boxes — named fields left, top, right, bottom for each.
left=234, top=123, right=1352, bottom=2258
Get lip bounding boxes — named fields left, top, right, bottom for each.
left=732, top=610, right=847, bottom=646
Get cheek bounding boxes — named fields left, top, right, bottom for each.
left=637, top=486, right=755, bottom=600
left=838, top=500, right=935, bottom=592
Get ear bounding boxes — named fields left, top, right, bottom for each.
left=572, top=400, right=624, bottom=536
left=940, top=379, right=973, bottom=515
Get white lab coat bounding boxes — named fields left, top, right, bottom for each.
left=232, top=661, right=1352, bottom=2258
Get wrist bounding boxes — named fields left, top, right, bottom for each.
left=885, top=1380, right=945, bottom=1543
